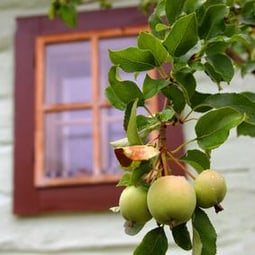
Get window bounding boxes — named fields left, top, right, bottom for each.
left=34, top=27, right=156, bottom=187
left=14, top=7, right=185, bottom=215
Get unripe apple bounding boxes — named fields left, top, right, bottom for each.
left=194, top=169, right=227, bottom=208
left=119, top=186, right=152, bottom=224
left=147, top=175, right=196, bottom=227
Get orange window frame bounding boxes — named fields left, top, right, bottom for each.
left=34, top=26, right=158, bottom=188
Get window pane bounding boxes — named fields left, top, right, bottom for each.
left=100, top=108, right=125, bottom=175
left=45, top=41, right=92, bottom=105
left=99, top=37, right=137, bottom=101
left=44, top=110, right=93, bottom=178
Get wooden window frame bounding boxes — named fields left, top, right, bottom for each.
left=14, top=7, right=185, bottom=215
left=35, top=26, right=154, bottom=188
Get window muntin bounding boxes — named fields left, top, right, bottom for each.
left=34, top=26, right=157, bottom=187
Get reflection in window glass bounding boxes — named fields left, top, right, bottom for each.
left=45, top=41, right=92, bottom=105
left=44, top=110, right=93, bottom=178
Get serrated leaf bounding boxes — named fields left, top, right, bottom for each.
left=180, top=149, right=210, bottom=173
left=124, top=220, right=145, bottom=236
left=237, top=122, right=255, bottom=137
left=138, top=32, right=170, bottom=66
left=108, top=66, right=144, bottom=106
left=204, top=62, right=223, bottom=84
left=241, top=0, right=255, bottom=25
left=161, top=85, right=186, bottom=113
left=192, top=227, right=202, bottom=255
left=173, top=68, right=196, bottom=104
left=201, top=93, right=255, bottom=124
left=205, top=41, right=228, bottom=56
left=148, top=0, right=166, bottom=39
left=198, top=4, right=228, bottom=39
left=172, top=223, right=192, bottom=251
left=190, top=91, right=212, bottom=112
left=143, top=74, right=169, bottom=100
left=192, top=208, right=217, bottom=255
left=123, top=145, right=160, bottom=161
left=195, top=107, right=245, bottom=150
left=134, top=227, right=168, bottom=255
left=117, top=173, right=132, bottom=187
left=109, top=47, right=156, bottom=72
left=241, top=92, right=255, bottom=103
left=157, top=107, right=175, bottom=122
left=105, top=86, right=126, bottom=110
left=132, top=160, right=152, bottom=185
left=163, top=12, right=198, bottom=57
left=184, top=0, right=205, bottom=13
left=127, top=99, right=143, bottom=145
left=165, top=0, right=186, bottom=24
left=205, top=53, right=234, bottom=83
left=59, top=4, right=77, bottom=28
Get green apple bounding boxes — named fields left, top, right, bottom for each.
left=194, top=169, right=227, bottom=208
left=119, top=186, right=152, bottom=224
left=147, top=175, right=196, bottom=227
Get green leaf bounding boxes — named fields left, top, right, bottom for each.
left=241, top=92, right=255, bottom=103
left=184, top=0, right=205, bottom=13
left=173, top=67, right=196, bottom=103
left=109, top=47, right=156, bottom=72
left=132, top=160, right=152, bottom=185
left=180, top=149, right=210, bottom=174
left=108, top=66, right=144, bottom=106
left=124, top=221, right=145, bottom=236
left=201, top=93, right=255, bottom=124
left=172, top=223, right=192, bottom=251
left=59, top=4, right=77, bottom=28
left=190, top=91, right=212, bottom=112
left=148, top=0, right=166, bottom=39
left=198, top=4, right=228, bottom=39
left=205, top=41, right=228, bottom=56
left=192, top=208, right=217, bottom=255
left=205, top=54, right=234, bottom=83
left=138, top=32, right=170, bottom=66
left=241, top=61, right=255, bottom=76
left=117, top=173, right=132, bottom=187
left=134, top=227, right=168, bottom=255
left=105, top=86, right=126, bottom=110
left=163, top=12, right=198, bottom=57
left=143, top=75, right=169, bottom=100
left=161, top=85, right=186, bottom=113
left=127, top=99, right=143, bottom=145
left=192, top=227, right=202, bottom=255
left=241, top=0, right=255, bottom=25
left=165, top=0, right=186, bottom=24
left=237, top=122, right=255, bottom=137
left=157, top=106, right=176, bottom=122
left=195, top=107, right=245, bottom=150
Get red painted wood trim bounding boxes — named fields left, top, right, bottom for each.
left=13, top=6, right=185, bottom=215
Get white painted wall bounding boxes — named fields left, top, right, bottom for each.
left=0, top=1, right=254, bottom=254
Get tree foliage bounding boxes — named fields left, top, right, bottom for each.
left=49, top=0, right=255, bottom=254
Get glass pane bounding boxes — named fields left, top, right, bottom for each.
left=44, top=110, right=93, bottom=178
left=100, top=108, right=125, bottom=175
left=45, top=41, right=92, bottom=105
left=99, top=36, right=138, bottom=101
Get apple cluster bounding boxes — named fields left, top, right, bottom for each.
left=119, top=169, right=227, bottom=228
